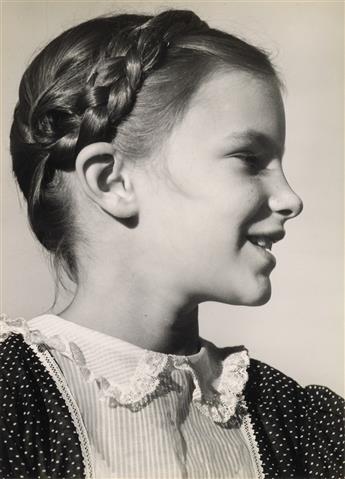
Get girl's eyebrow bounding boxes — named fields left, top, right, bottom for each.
left=224, top=130, right=285, bottom=158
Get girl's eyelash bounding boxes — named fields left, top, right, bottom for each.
left=233, top=153, right=261, bottom=170
left=237, top=154, right=258, bottom=162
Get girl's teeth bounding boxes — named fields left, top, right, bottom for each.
left=250, top=237, right=273, bottom=250
left=257, top=239, right=270, bottom=249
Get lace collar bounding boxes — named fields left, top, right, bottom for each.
left=1, top=313, right=250, bottom=425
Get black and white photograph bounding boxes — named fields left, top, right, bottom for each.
left=1, top=1, right=344, bottom=478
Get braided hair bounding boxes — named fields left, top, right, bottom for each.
left=10, top=9, right=279, bottom=283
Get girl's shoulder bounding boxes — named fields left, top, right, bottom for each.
left=245, top=357, right=344, bottom=478
left=0, top=319, right=92, bottom=479
left=247, top=355, right=344, bottom=403
left=247, top=356, right=344, bottom=416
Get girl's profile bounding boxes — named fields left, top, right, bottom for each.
left=1, top=6, right=344, bottom=479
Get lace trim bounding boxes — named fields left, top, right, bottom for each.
left=33, top=344, right=95, bottom=479
left=0, top=314, right=250, bottom=424
left=172, top=350, right=249, bottom=424
left=242, top=410, right=265, bottom=479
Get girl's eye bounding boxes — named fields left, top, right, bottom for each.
left=233, top=153, right=262, bottom=172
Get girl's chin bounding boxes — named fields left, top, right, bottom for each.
left=246, top=290, right=272, bottom=306
left=242, top=279, right=272, bottom=306
left=227, top=278, right=272, bottom=306
left=205, top=283, right=272, bottom=307
left=200, top=272, right=272, bottom=306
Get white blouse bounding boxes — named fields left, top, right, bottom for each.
left=26, top=314, right=264, bottom=479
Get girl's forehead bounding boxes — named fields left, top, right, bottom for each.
left=189, top=70, right=284, bottom=118
left=169, top=70, right=285, bottom=151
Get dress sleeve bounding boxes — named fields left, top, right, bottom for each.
left=0, top=333, right=86, bottom=479
left=298, top=384, right=344, bottom=479
left=245, top=358, right=345, bottom=478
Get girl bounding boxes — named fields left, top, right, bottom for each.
left=1, top=8, right=344, bottom=479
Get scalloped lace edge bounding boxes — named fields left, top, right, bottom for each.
left=1, top=314, right=250, bottom=424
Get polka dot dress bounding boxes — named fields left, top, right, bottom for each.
left=1, top=332, right=344, bottom=478
left=245, top=359, right=345, bottom=478
left=0, top=334, right=86, bottom=479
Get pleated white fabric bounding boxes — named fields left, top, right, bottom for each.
left=29, top=314, right=261, bottom=479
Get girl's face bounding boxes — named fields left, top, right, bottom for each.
left=138, top=70, right=303, bottom=307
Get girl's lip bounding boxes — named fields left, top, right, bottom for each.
left=246, top=230, right=286, bottom=244
left=247, top=240, right=277, bottom=268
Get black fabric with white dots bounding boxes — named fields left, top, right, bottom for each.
left=245, top=359, right=345, bottom=478
left=0, top=334, right=85, bottom=479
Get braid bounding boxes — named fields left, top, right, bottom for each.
left=32, top=10, right=208, bottom=172
left=73, top=45, right=150, bottom=159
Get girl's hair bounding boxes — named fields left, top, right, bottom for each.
left=10, top=9, right=280, bottom=284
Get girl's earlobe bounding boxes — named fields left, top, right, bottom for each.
left=75, top=142, right=139, bottom=218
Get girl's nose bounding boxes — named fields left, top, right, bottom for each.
left=268, top=174, right=303, bottom=221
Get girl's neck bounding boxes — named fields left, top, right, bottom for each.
left=58, top=273, right=200, bottom=356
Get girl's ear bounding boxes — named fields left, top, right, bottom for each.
left=75, top=142, right=139, bottom=218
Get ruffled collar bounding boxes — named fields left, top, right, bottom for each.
left=0, top=313, right=250, bottom=425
